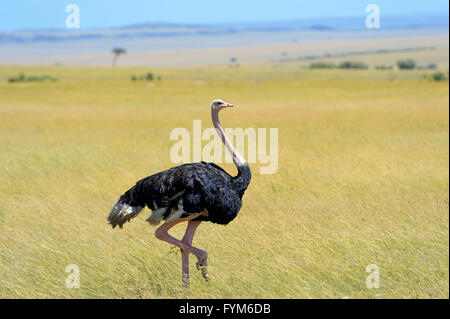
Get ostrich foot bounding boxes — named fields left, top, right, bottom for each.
left=196, top=252, right=208, bottom=281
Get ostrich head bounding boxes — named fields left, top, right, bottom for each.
left=211, top=98, right=234, bottom=111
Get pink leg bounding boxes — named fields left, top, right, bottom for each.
left=155, top=214, right=208, bottom=286
left=180, top=221, right=202, bottom=285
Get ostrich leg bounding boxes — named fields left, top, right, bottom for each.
left=180, top=220, right=202, bottom=286
left=155, top=213, right=208, bottom=286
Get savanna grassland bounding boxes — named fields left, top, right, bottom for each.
left=0, top=64, right=448, bottom=298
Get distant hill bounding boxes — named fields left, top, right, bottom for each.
left=0, top=13, right=447, bottom=44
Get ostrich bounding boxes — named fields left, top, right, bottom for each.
left=107, top=99, right=251, bottom=286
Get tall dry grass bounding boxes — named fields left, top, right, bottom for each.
left=0, top=65, right=448, bottom=298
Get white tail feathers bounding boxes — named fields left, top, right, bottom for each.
left=108, top=200, right=144, bottom=229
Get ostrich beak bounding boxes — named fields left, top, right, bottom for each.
left=222, top=102, right=234, bottom=107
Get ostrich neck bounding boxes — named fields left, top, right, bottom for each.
left=211, top=109, right=251, bottom=194
left=211, top=109, right=246, bottom=166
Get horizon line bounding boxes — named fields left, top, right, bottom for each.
left=0, top=11, right=448, bottom=33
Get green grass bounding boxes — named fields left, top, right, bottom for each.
left=0, top=65, right=448, bottom=298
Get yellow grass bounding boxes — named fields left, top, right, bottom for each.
left=0, top=64, right=448, bottom=298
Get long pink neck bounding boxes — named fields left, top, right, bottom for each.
left=211, top=109, right=246, bottom=167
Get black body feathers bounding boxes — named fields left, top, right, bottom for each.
left=108, top=161, right=251, bottom=228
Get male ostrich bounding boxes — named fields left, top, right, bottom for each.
left=107, top=99, right=251, bottom=286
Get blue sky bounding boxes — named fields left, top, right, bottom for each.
left=0, top=0, right=448, bottom=30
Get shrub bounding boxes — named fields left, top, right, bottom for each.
left=429, top=72, right=447, bottom=82
left=375, top=65, right=393, bottom=70
left=338, top=61, right=368, bottom=69
left=7, top=73, right=57, bottom=83
left=309, top=62, right=337, bottom=69
left=397, top=59, right=416, bottom=70
left=418, top=63, right=438, bottom=70
left=130, top=72, right=159, bottom=82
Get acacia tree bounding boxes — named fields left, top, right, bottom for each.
left=112, top=48, right=126, bottom=66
